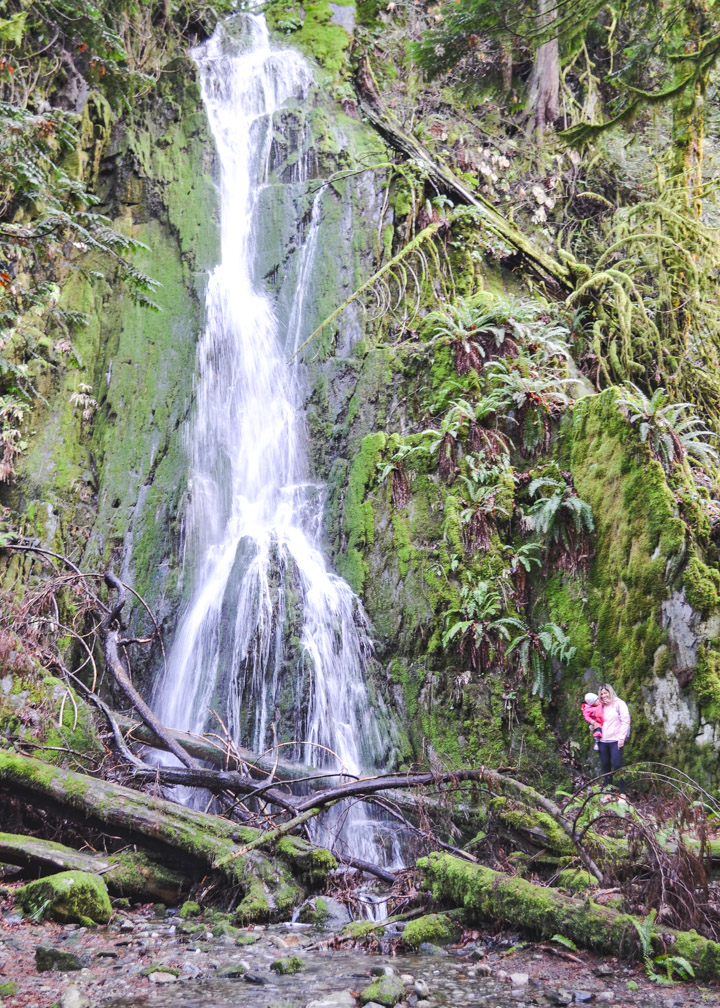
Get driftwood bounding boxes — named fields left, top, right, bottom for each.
left=0, top=832, right=184, bottom=903
left=355, top=55, right=576, bottom=294
left=420, top=851, right=720, bottom=981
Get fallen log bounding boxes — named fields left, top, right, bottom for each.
left=355, top=55, right=577, bottom=295
left=420, top=852, right=720, bottom=982
left=0, top=750, right=334, bottom=909
left=115, top=715, right=319, bottom=783
left=0, top=832, right=184, bottom=903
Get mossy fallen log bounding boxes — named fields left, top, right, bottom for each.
left=419, top=852, right=720, bottom=981
left=0, top=832, right=184, bottom=903
left=0, top=749, right=335, bottom=916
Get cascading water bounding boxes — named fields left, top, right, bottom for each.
left=152, top=14, right=402, bottom=869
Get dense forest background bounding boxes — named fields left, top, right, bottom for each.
left=1, top=0, right=720, bottom=795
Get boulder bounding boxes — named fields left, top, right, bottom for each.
left=18, top=871, right=112, bottom=925
left=401, top=913, right=461, bottom=950
left=35, top=946, right=86, bottom=972
left=359, top=974, right=405, bottom=1007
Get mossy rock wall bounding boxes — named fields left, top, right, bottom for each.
left=6, top=60, right=219, bottom=645
left=550, top=390, right=720, bottom=778
left=322, top=346, right=720, bottom=782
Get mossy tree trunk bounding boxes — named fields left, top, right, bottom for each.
left=0, top=750, right=334, bottom=907
left=420, top=852, right=720, bottom=981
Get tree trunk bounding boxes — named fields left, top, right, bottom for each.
left=0, top=832, right=184, bottom=903
left=0, top=750, right=332, bottom=899
left=420, top=852, right=720, bottom=981
left=527, top=0, right=560, bottom=136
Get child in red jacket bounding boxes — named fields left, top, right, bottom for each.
left=581, top=691, right=603, bottom=751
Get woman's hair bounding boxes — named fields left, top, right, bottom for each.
left=598, top=683, right=618, bottom=702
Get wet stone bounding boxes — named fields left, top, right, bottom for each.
left=148, top=971, right=178, bottom=984
left=305, top=995, right=356, bottom=1008
left=217, top=962, right=247, bottom=978
left=545, top=992, right=573, bottom=1006
left=594, top=965, right=614, bottom=976
left=573, top=994, right=593, bottom=1003
left=35, top=946, right=86, bottom=972
left=244, top=971, right=268, bottom=984
left=59, top=986, right=91, bottom=1008
left=418, top=943, right=448, bottom=955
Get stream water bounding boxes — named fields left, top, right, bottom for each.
left=150, top=14, right=401, bottom=870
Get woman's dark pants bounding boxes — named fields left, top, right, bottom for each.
left=598, top=741, right=623, bottom=787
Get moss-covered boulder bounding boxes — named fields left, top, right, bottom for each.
left=17, top=870, right=112, bottom=925
left=234, top=881, right=271, bottom=923
left=270, top=955, right=304, bottom=974
left=359, top=973, right=405, bottom=1007
left=400, top=913, right=461, bottom=950
left=35, top=946, right=86, bottom=972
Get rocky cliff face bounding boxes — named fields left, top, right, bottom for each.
left=3, top=2, right=719, bottom=786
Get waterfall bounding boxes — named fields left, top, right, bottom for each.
left=152, top=14, right=399, bottom=868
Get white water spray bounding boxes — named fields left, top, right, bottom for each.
left=152, top=15, right=399, bottom=868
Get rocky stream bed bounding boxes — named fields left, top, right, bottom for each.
left=0, top=892, right=716, bottom=1008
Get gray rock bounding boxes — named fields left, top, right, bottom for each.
left=510, top=972, right=529, bottom=986
left=475, top=962, right=493, bottom=976
left=313, top=896, right=353, bottom=931
left=596, top=994, right=614, bottom=1003
left=417, top=942, right=448, bottom=955
left=414, top=979, right=431, bottom=997
left=244, top=972, right=268, bottom=984
left=593, top=964, right=614, bottom=976
left=35, top=946, right=86, bottom=972
left=329, top=2, right=356, bottom=34
left=305, top=994, right=356, bottom=1008
left=573, top=994, right=593, bottom=1003
left=148, top=971, right=177, bottom=984
left=59, top=986, right=91, bottom=1008
left=544, top=993, right=572, bottom=1006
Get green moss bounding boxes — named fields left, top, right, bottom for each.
left=554, top=389, right=720, bottom=774
left=266, top=0, right=353, bottom=80
left=359, top=973, right=405, bottom=1006
left=179, top=899, right=202, bottom=919
left=693, top=646, right=720, bottom=722
left=338, top=431, right=386, bottom=592
left=341, top=919, right=385, bottom=939
left=235, top=882, right=271, bottom=924
left=555, top=868, right=598, bottom=892
left=681, top=556, right=720, bottom=613
left=17, top=870, right=112, bottom=925
left=275, top=835, right=337, bottom=884
left=0, top=982, right=17, bottom=996
left=270, top=955, right=304, bottom=974
left=401, top=912, right=461, bottom=949
left=212, top=920, right=241, bottom=940
left=141, top=965, right=181, bottom=978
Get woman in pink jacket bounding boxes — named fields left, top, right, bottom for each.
left=597, top=683, right=631, bottom=788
